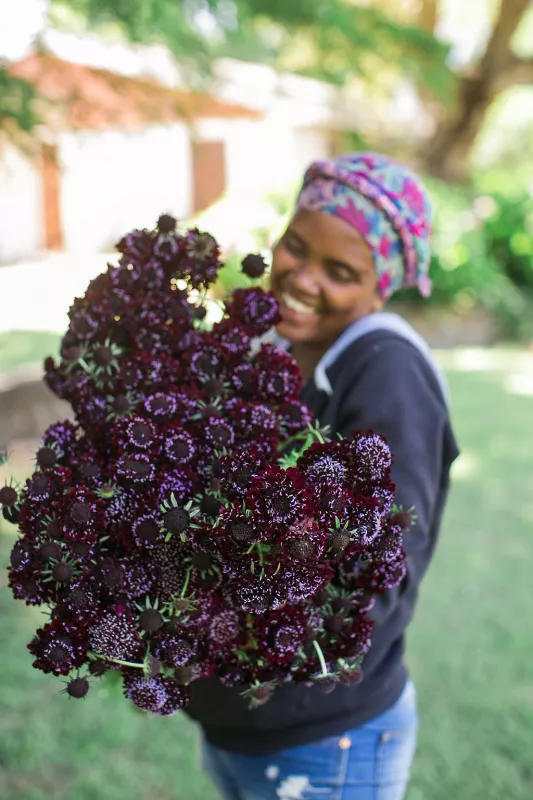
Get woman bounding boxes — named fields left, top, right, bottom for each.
left=186, top=153, right=460, bottom=799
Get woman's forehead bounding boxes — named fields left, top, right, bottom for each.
left=288, top=209, right=374, bottom=265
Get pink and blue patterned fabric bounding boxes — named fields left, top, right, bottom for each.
left=296, top=152, right=433, bottom=300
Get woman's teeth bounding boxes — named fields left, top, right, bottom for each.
left=282, top=293, right=317, bottom=316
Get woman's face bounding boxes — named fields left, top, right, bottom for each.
left=270, top=209, right=382, bottom=346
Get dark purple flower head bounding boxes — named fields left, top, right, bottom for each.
left=115, top=454, right=155, bottom=486
left=157, top=213, right=178, bottom=234
left=349, top=432, right=392, bottom=483
left=154, top=678, right=191, bottom=715
left=279, top=401, right=314, bottom=436
left=88, top=612, right=143, bottom=661
left=225, top=288, right=280, bottom=336
left=28, top=619, right=87, bottom=676
left=255, top=346, right=301, bottom=402
left=164, top=428, right=196, bottom=464
left=247, top=466, right=311, bottom=527
left=226, top=575, right=287, bottom=614
left=297, top=442, right=353, bottom=487
left=212, top=320, right=251, bottom=356
left=254, top=608, right=306, bottom=665
left=143, top=392, right=178, bottom=422
left=241, top=253, right=267, bottom=278
left=189, top=347, right=222, bottom=380
left=203, top=419, right=234, bottom=450
left=230, top=363, right=257, bottom=395
left=209, top=610, right=240, bottom=651
left=0, top=485, right=18, bottom=507
left=350, top=496, right=383, bottom=546
left=115, top=415, right=157, bottom=451
left=182, top=229, right=222, bottom=289
left=132, top=514, right=163, bottom=549
left=124, top=675, right=168, bottom=712
left=116, top=228, right=155, bottom=264
left=219, top=447, right=268, bottom=498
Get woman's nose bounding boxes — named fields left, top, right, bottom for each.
left=289, top=261, right=321, bottom=296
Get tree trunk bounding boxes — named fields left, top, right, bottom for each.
left=417, top=0, right=439, bottom=34
left=420, top=0, right=532, bottom=182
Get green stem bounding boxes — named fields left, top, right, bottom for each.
left=313, top=640, right=329, bottom=676
left=95, top=654, right=145, bottom=670
left=181, top=567, right=192, bottom=598
left=257, top=543, right=264, bottom=568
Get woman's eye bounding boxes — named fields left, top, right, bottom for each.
left=329, top=265, right=356, bottom=283
left=283, top=238, right=304, bottom=257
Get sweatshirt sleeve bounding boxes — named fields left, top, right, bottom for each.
left=336, top=336, right=448, bottom=626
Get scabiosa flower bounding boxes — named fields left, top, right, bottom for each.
left=283, top=565, right=333, bottom=604
left=115, top=454, right=155, bottom=486
left=241, top=253, right=267, bottom=278
left=226, top=575, right=287, bottom=614
left=254, top=608, right=306, bottom=665
left=297, top=442, right=353, bottom=487
left=157, top=469, right=197, bottom=505
left=154, top=678, right=191, bottom=715
left=189, top=346, right=222, bottom=380
left=164, top=427, right=196, bottom=464
left=116, top=228, right=155, bottom=264
left=124, top=675, right=168, bottom=712
left=247, top=466, right=311, bottom=528
left=156, top=635, right=197, bottom=667
left=359, top=552, right=407, bottom=593
left=203, top=419, right=234, bottom=450
left=219, top=447, right=267, bottom=498
left=279, top=400, right=314, bottom=436
left=230, top=363, right=257, bottom=395
left=212, top=320, right=251, bottom=355
left=256, top=347, right=301, bottom=402
left=209, top=610, right=240, bottom=652
left=350, top=496, right=383, bottom=546
left=182, top=229, right=222, bottom=289
left=349, top=432, right=392, bottom=482
left=115, top=415, right=157, bottom=451
left=143, top=392, right=178, bottom=422
left=225, top=288, right=280, bottom=335
left=58, top=578, right=99, bottom=621
left=132, top=514, right=163, bottom=548
left=88, top=612, right=143, bottom=662
left=28, top=619, right=87, bottom=676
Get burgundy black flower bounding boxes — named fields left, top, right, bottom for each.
left=247, top=466, right=311, bottom=528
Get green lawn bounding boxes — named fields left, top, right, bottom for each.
left=0, top=331, right=61, bottom=374
left=1, top=347, right=532, bottom=800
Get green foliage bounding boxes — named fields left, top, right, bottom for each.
left=0, top=69, right=40, bottom=134
left=50, top=0, right=454, bottom=102
left=413, top=180, right=533, bottom=340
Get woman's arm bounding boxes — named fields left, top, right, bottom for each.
left=338, top=337, right=449, bottom=626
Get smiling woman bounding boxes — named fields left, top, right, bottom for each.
left=270, top=211, right=382, bottom=380
left=187, top=152, right=460, bottom=800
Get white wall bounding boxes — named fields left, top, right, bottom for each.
left=0, top=143, right=42, bottom=265
left=195, top=118, right=331, bottom=199
left=59, top=123, right=192, bottom=252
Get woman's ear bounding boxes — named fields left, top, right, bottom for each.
left=370, top=293, right=384, bottom=313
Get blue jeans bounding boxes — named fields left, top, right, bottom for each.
left=202, top=680, right=418, bottom=800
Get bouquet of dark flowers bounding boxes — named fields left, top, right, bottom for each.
left=1, top=214, right=409, bottom=716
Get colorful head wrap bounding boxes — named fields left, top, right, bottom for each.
left=296, top=152, right=433, bottom=300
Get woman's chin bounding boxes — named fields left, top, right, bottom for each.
left=275, top=319, right=315, bottom=342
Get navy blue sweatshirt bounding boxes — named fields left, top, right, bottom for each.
left=185, top=313, right=460, bottom=754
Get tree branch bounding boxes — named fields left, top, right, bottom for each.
left=417, top=0, right=439, bottom=34
left=496, top=55, right=533, bottom=92
left=480, top=0, right=532, bottom=79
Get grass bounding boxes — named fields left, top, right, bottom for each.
left=0, top=331, right=61, bottom=375
left=1, top=347, right=532, bottom=799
